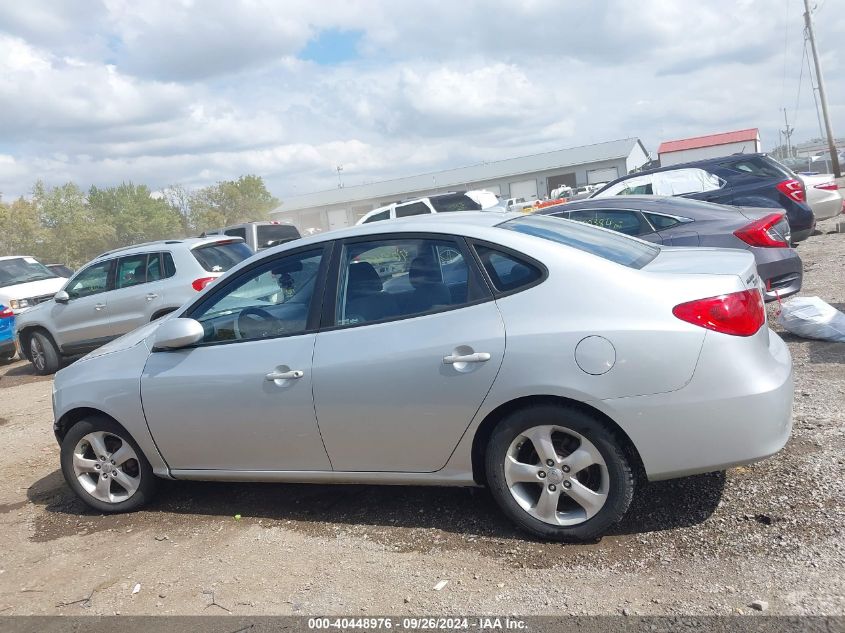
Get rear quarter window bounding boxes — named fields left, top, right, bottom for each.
left=474, top=246, right=543, bottom=293
left=192, top=241, right=253, bottom=272
left=500, top=215, right=659, bottom=269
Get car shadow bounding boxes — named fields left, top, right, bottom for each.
left=777, top=331, right=845, bottom=364
left=27, top=468, right=724, bottom=543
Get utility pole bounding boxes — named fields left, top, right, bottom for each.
left=782, top=108, right=794, bottom=158
left=804, top=0, right=841, bottom=177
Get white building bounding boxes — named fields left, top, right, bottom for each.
left=272, top=138, right=650, bottom=233
left=657, top=129, right=761, bottom=167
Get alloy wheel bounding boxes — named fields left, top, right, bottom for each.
left=504, top=424, right=609, bottom=526
left=72, top=431, right=142, bottom=504
left=30, top=337, right=45, bottom=372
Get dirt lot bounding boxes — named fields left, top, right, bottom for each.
left=0, top=218, right=843, bottom=617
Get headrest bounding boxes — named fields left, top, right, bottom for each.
left=347, top=262, right=383, bottom=294
left=409, top=255, right=443, bottom=288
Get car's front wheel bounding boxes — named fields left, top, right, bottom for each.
left=485, top=404, right=634, bottom=541
left=60, top=416, right=157, bottom=513
left=28, top=331, right=60, bottom=375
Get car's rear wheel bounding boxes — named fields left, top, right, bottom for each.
left=60, top=416, right=157, bottom=513
left=29, top=331, right=59, bottom=375
left=485, top=404, right=634, bottom=541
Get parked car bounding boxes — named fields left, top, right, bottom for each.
left=203, top=221, right=300, bottom=251
left=0, top=256, right=66, bottom=315
left=504, top=197, right=537, bottom=212
left=0, top=304, right=15, bottom=362
left=51, top=212, right=792, bottom=541
left=540, top=196, right=802, bottom=301
left=46, top=264, right=75, bottom=278
left=799, top=174, right=843, bottom=222
left=16, top=236, right=253, bottom=375
left=356, top=191, right=485, bottom=224
left=592, top=154, right=816, bottom=243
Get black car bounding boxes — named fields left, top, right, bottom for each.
left=592, top=154, right=816, bottom=243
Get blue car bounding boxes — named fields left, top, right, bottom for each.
left=592, top=153, right=816, bottom=243
left=0, top=304, right=15, bottom=361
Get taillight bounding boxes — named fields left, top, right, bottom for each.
left=672, top=289, right=765, bottom=337
left=776, top=178, right=806, bottom=203
left=733, top=213, right=789, bottom=248
left=0, top=307, right=13, bottom=318
left=192, top=277, right=216, bottom=291
left=814, top=181, right=839, bottom=191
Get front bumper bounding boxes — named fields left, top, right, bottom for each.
left=595, top=328, right=793, bottom=481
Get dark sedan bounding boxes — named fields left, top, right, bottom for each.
left=539, top=196, right=802, bottom=301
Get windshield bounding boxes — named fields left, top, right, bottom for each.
left=430, top=194, right=482, bottom=213
left=256, top=224, right=300, bottom=249
left=192, top=241, right=253, bottom=272
left=0, top=257, right=58, bottom=288
left=499, top=215, right=659, bottom=269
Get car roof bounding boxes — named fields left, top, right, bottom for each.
left=0, top=255, right=39, bottom=262
left=93, top=235, right=245, bottom=260
left=274, top=210, right=517, bottom=250
left=548, top=195, right=743, bottom=218
left=594, top=153, right=774, bottom=195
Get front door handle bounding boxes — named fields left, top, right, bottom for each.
left=146, top=293, right=159, bottom=301
left=94, top=303, right=106, bottom=311
left=443, top=352, right=491, bottom=364
left=265, top=369, right=304, bottom=381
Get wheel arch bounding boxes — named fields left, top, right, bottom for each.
left=469, top=394, right=645, bottom=486
left=16, top=325, right=58, bottom=361
left=55, top=407, right=129, bottom=443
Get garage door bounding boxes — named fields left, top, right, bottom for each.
left=587, top=167, right=619, bottom=185
left=509, top=179, right=538, bottom=200
left=327, top=208, right=350, bottom=231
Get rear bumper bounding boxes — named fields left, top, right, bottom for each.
left=753, top=248, right=803, bottom=301
left=791, top=223, right=815, bottom=243
left=0, top=338, right=15, bottom=357
left=595, top=328, right=793, bottom=481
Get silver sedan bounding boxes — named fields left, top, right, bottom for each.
left=52, top=212, right=793, bottom=541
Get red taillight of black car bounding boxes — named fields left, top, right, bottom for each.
left=733, top=213, right=790, bottom=248
left=775, top=178, right=806, bottom=203
left=673, top=289, right=765, bottom=337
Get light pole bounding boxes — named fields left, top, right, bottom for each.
left=803, top=0, right=841, bottom=177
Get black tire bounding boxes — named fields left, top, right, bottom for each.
left=60, top=416, right=157, bottom=513
left=29, top=331, right=60, bottom=375
left=485, top=404, right=634, bottom=542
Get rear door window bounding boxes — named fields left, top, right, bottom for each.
left=256, top=224, right=300, bottom=248
left=499, top=215, right=658, bottom=269
left=395, top=202, right=431, bottom=218
left=192, top=241, right=253, bottom=273
left=116, top=254, right=149, bottom=288
left=652, top=168, right=723, bottom=195
left=430, top=194, right=482, bottom=212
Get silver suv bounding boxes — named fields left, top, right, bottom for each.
left=16, top=236, right=253, bottom=374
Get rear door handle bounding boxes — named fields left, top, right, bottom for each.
left=265, top=369, right=304, bottom=381
left=94, top=304, right=106, bottom=311
left=146, top=293, right=159, bottom=301
left=443, top=352, right=491, bottom=364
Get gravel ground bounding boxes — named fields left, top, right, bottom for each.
left=0, top=217, right=843, bottom=617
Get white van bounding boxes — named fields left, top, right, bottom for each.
left=356, top=191, right=495, bottom=225
left=0, top=256, right=67, bottom=314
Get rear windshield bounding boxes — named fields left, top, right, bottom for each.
left=499, top=215, right=659, bottom=269
left=256, top=224, right=300, bottom=249
left=430, top=194, right=482, bottom=213
left=192, top=241, right=253, bottom=272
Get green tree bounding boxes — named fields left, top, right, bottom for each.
left=0, top=196, right=45, bottom=259
left=34, top=181, right=115, bottom=267
left=88, top=182, right=182, bottom=249
left=190, top=175, right=278, bottom=233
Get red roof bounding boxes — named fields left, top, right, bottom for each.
left=658, top=128, right=759, bottom=155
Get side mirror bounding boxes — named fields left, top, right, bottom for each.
left=54, top=290, right=70, bottom=304
left=152, top=318, right=204, bottom=351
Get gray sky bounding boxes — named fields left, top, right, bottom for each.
left=0, top=0, right=842, bottom=201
